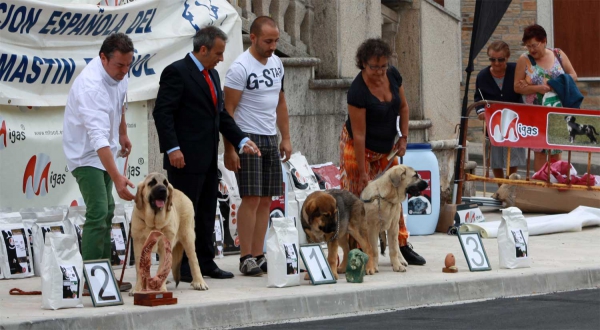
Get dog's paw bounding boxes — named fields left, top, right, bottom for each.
left=336, top=267, right=346, bottom=274
left=191, top=280, right=209, bottom=291
left=303, top=272, right=310, bottom=281
left=366, top=267, right=376, bottom=275
left=333, top=272, right=339, bottom=280
left=392, top=263, right=407, bottom=272
left=129, top=291, right=135, bottom=297
left=400, top=259, right=408, bottom=267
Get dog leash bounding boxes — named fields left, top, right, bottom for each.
left=117, top=155, right=131, bottom=290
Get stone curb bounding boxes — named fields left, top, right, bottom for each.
left=4, top=267, right=598, bottom=330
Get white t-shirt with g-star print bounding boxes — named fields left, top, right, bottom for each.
left=224, top=50, right=284, bottom=136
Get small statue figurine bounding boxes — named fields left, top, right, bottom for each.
left=442, top=253, right=458, bottom=273
left=346, top=249, right=369, bottom=283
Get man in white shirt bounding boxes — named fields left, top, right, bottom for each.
left=62, top=33, right=135, bottom=291
left=224, top=16, right=292, bottom=276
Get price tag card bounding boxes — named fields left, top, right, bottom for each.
left=457, top=231, right=491, bottom=272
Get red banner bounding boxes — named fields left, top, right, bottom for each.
left=484, top=102, right=600, bottom=152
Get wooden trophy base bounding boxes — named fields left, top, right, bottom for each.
left=442, top=266, right=458, bottom=273
left=134, top=291, right=178, bottom=307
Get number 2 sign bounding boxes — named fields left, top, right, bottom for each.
left=457, top=231, right=491, bottom=271
left=83, top=259, right=123, bottom=307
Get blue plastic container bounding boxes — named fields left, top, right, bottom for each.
left=400, top=143, right=440, bottom=235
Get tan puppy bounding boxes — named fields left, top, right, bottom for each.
left=361, top=165, right=427, bottom=273
left=131, top=173, right=208, bottom=293
left=301, top=189, right=375, bottom=279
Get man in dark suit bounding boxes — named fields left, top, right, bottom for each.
left=153, top=26, right=259, bottom=280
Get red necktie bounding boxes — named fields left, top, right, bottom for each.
left=202, top=69, right=217, bottom=109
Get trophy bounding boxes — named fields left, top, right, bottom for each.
left=133, top=230, right=178, bottom=307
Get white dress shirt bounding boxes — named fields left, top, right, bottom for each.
left=63, top=56, right=127, bottom=172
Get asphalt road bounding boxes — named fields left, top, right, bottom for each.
left=246, top=289, right=600, bottom=330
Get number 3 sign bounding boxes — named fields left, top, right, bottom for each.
left=457, top=231, right=491, bottom=271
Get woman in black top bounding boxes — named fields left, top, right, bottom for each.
left=339, top=38, right=424, bottom=266
left=475, top=40, right=526, bottom=182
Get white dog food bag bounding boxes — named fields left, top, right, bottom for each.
left=498, top=207, right=531, bottom=269
left=66, top=206, right=86, bottom=255
left=110, top=204, right=130, bottom=268
left=217, top=154, right=243, bottom=254
left=19, top=207, right=44, bottom=275
left=41, top=233, right=83, bottom=310
left=0, top=212, right=34, bottom=278
left=32, top=210, right=74, bottom=276
left=267, top=217, right=300, bottom=288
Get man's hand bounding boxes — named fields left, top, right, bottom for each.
left=242, top=140, right=261, bottom=156
left=168, top=150, right=185, bottom=169
left=224, top=149, right=240, bottom=172
left=358, top=172, right=369, bottom=194
left=119, top=134, right=132, bottom=157
left=279, top=139, right=292, bottom=162
left=113, top=174, right=135, bottom=201
left=478, top=112, right=486, bottom=121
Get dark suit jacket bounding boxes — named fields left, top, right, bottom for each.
left=474, top=62, right=523, bottom=114
left=153, top=54, right=245, bottom=174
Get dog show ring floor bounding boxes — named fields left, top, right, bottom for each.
left=0, top=211, right=598, bottom=329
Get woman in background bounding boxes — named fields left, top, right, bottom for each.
left=514, top=24, right=577, bottom=171
left=475, top=40, right=525, bottom=182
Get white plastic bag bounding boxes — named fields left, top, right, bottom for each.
left=41, top=233, right=83, bottom=310
left=267, top=217, right=300, bottom=288
left=32, top=210, right=74, bottom=276
left=498, top=207, right=531, bottom=269
left=0, top=212, right=34, bottom=278
left=214, top=201, right=225, bottom=259
left=217, top=154, right=243, bottom=253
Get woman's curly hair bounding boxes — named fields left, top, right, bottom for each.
left=355, top=38, right=392, bottom=70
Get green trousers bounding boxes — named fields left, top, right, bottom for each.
left=72, top=166, right=115, bottom=261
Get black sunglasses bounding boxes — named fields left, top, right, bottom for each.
left=489, top=57, right=506, bottom=63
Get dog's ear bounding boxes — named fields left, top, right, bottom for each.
left=166, top=182, right=174, bottom=212
left=390, top=167, right=406, bottom=188
left=134, top=181, right=145, bottom=210
left=303, top=197, right=317, bottom=221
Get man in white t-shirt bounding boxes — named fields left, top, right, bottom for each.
left=224, top=16, right=292, bottom=276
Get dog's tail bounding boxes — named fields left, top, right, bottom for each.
left=591, top=126, right=600, bottom=136
left=171, top=242, right=184, bottom=288
left=379, top=231, right=387, bottom=256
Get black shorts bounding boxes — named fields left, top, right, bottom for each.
left=236, top=133, right=284, bottom=197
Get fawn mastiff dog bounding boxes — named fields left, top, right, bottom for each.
left=361, top=165, right=428, bottom=273
left=131, top=173, right=208, bottom=293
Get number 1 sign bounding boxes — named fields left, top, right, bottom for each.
left=457, top=231, right=491, bottom=271
left=299, top=244, right=336, bottom=285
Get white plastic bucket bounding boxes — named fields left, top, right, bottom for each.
left=400, top=143, right=440, bottom=235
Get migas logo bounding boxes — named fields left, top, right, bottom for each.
left=23, top=153, right=51, bottom=199
left=0, top=116, right=26, bottom=150
left=489, top=108, right=538, bottom=143
left=182, top=0, right=221, bottom=30
left=0, top=116, right=6, bottom=150
left=22, top=154, right=67, bottom=199
left=489, top=108, right=519, bottom=143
